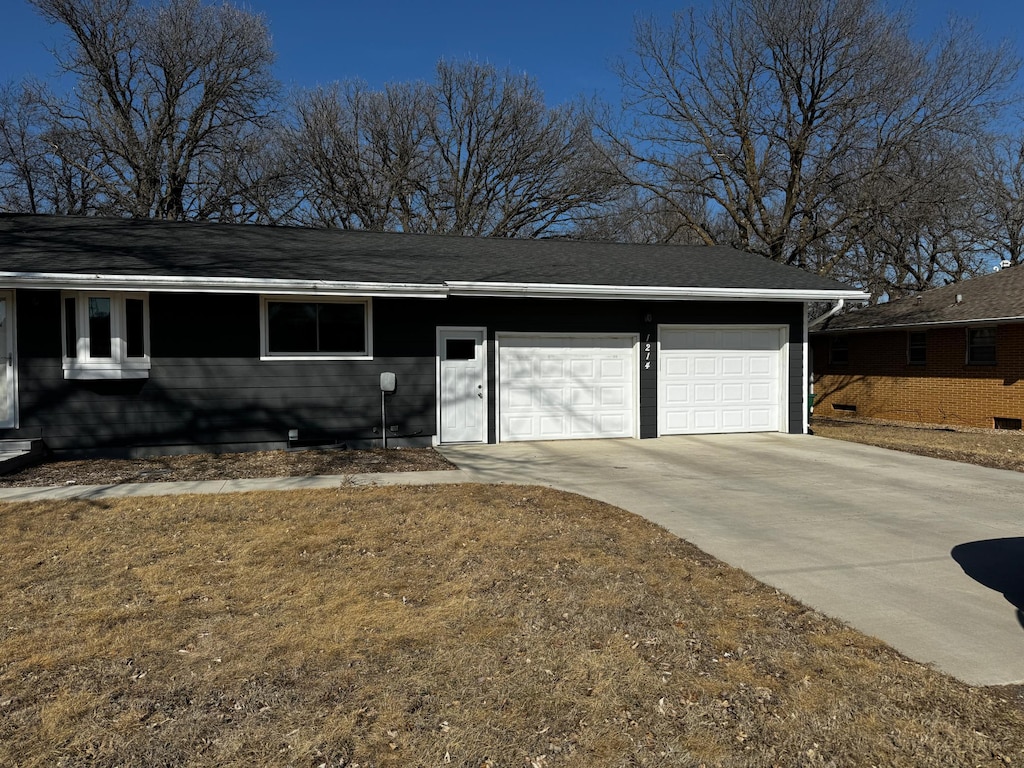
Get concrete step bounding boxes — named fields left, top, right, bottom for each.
left=0, top=438, right=46, bottom=475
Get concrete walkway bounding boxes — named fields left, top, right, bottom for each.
left=0, top=469, right=471, bottom=502
left=3, top=434, right=1022, bottom=686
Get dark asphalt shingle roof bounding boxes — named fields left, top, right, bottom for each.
left=815, top=265, right=1024, bottom=332
left=0, top=214, right=858, bottom=294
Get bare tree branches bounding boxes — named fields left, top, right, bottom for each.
left=27, top=0, right=278, bottom=220
left=286, top=60, right=621, bottom=237
left=605, top=0, right=1019, bottom=295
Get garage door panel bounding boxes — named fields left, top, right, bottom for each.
left=499, top=335, right=635, bottom=442
left=660, top=326, right=784, bottom=435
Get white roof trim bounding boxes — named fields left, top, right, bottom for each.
left=0, top=271, right=869, bottom=302
left=0, top=271, right=448, bottom=298
left=445, top=281, right=870, bottom=302
left=817, top=315, right=1024, bottom=333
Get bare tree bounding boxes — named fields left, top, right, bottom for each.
left=605, top=0, right=1018, bottom=292
left=286, top=80, right=433, bottom=231
left=418, top=60, right=619, bottom=237
left=978, top=132, right=1024, bottom=265
left=286, top=60, right=621, bottom=237
left=0, top=80, right=104, bottom=215
left=28, top=0, right=278, bottom=220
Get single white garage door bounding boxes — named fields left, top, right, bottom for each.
left=659, top=326, right=785, bottom=435
left=498, top=334, right=636, bottom=442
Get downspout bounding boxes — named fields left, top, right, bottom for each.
left=806, top=298, right=844, bottom=433
left=818, top=298, right=845, bottom=324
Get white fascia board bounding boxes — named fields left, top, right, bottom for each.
left=817, top=315, right=1024, bottom=333
left=445, top=281, right=871, bottom=302
left=0, top=271, right=448, bottom=298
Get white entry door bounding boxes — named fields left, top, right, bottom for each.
left=437, top=328, right=486, bottom=443
left=0, top=291, right=15, bottom=429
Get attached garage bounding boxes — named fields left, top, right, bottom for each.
left=659, top=326, right=787, bottom=435
left=497, top=333, right=637, bottom=442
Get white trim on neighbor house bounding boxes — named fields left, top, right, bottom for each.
left=258, top=296, right=373, bottom=362
left=657, top=324, right=789, bottom=437
left=446, top=281, right=870, bottom=303
left=494, top=332, right=640, bottom=443
left=817, top=315, right=1024, bottom=333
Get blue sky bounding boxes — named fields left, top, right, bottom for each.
left=2, top=0, right=1023, bottom=106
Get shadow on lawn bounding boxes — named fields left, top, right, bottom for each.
left=952, top=538, right=1024, bottom=630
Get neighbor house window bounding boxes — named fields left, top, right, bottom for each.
left=907, top=331, right=927, bottom=365
left=828, top=336, right=848, bottom=365
left=967, top=327, right=996, bottom=365
left=61, top=291, right=150, bottom=379
left=260, top=297, right=371, bottom=359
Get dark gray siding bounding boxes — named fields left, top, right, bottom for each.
left=6, top=291, right=439, bottom=453
left=2, top=290, right=806, bottom=454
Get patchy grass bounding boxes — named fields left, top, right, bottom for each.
left=2, top=485, right=1023, bottom=767
left=811, top=417, right=1024, bottom=473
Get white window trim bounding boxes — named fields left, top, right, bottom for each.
left=259, top=296, right=373, bottom=361
left=61, top=291, right=151, bottom=380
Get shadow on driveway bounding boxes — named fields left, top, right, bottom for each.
left=952, top=538, right=1024, bottom=630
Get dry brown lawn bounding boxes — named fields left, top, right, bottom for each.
left=0, top=446, right=455, bottom=487
left=811, top=417, right=1024, bottom=473
left=3, top=484, right=1023, bottom=767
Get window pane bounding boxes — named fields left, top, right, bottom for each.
left=829, top=337, right=848, bottom=365
left=446, top=338, right=476, bottom=360
left=968, top=328, right=996, bottom=364
left=64, top=297, right=77, bottom=358
left=125, top=299, right=145, bottom=358
left=88, top=297, right=112, bottom=358
left=908, top=332, right=926, bottom=364
left=317, top=303, right=366, bottom=354
left=268, top=302, right=318, bottom=353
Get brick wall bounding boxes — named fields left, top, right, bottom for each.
left=811, top=323, right=1024, bottom=429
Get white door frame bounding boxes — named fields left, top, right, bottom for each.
left=495, top=332, right=640, bottom=443
left=435, top=327, right=488, bottom=445
left=0, top=290, right=17, bottom=429
left=657, top=324, right=788, bottom=436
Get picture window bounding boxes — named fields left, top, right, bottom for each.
left=261, top=297, right=371, bottom=360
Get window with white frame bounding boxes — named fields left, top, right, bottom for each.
left=61, top=291, right=150, bottom=379
left=260, top=297, right=371, bottom=359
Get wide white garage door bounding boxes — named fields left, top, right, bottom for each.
left=660, top=326, right=785, bottom=435
left=498, top=334, right=636, bottom=442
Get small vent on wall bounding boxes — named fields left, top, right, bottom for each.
left=993, top=417, right=1022, bottom=430
left=832, top=403, right=857, bottom=412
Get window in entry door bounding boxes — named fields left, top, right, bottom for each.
left=446, top=338, right=476, bottom=360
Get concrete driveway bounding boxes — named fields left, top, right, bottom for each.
left=440, top=433, right=1024, bottom=686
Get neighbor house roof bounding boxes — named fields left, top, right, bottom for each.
left=0, top=214, right=867, bottom=301
left=814, top=264, right=1024, bottom=333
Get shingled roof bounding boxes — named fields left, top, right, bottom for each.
left=0, top=214, right=864, bottom=300
left=815, top=264, right=1024, bottom=332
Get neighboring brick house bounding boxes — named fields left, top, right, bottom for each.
left=811, top=265, right=1024, bottom=430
